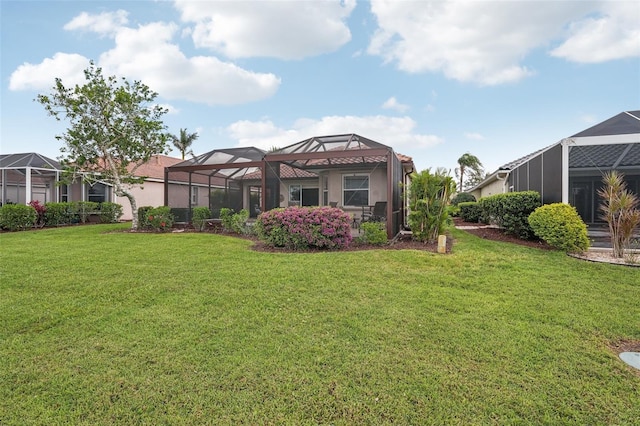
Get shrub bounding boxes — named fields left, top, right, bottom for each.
left=146, top=206, right=174, bottom=232
left=219, top=208, right=235, bottom=232
left=192, top=206, right=211, bottom=232
left=138, top=206, right=153, bottom=230
left=44, top=202, right=75, bottom=226
left=28, top=200, right=46, bottom=227
left=459, top=201, right=482, bottom=223
left=358, top=221, right=387, bottom=245
left=220, top=208, right=250, bottom=234
left=597, top=171, right=640, bottom=258
left=98, top=202, right=123, bottom=223
left=0, top=204, right=37, bottom=231
left=479, top=191, right=541, bottom=239
left=255, top=206, right=352, bottom=250
left=408, top=168, right=456, bottom=243
left=74, top=201, right=99, bottom=223
left=451, top=192, right=476, bottom=206
left=528, top=203, right=590, bottom=253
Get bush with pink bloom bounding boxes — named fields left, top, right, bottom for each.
left=255, top=206, right=352, bottom=250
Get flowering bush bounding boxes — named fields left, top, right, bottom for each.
left=255, top=206, right=352, bottom=250
left=146, top=206, right=174, bottom=232
left=28, top=200, right=47, bottom=227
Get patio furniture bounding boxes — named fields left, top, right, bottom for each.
left=361, top=201, right=387, bottom=223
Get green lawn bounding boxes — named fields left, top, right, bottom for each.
left=1, top=224, right=639, bottom=425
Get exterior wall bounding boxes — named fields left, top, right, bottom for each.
left=472, top=177, right=507, bottom=200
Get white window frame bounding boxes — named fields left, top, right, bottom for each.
left=342, top=174, right=370, bottom=207
left=191, top=186, right=199, bottom=205
left=289, top=184, right=301, bottom=205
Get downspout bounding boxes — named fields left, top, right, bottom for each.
left=386, top=151, right=394, bottom=239
left=496, top=170, right=510, bottom=193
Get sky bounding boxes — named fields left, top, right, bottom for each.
left=1, top=0, right=639, bottom=176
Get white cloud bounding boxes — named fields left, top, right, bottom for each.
left=10, top=14, right=280, bottom=105
left=381, top=96, right=410, bottom=113
left=158, top=103, right=179, bottom=115
left=63, top=10, right=128, bottom=36
left=99, top=21, right=281, bottom=105
left=174, top=0, right=356, bottom=59
left=226, top=115, right=442, bottom=152
left=367, top=0, right=596, bottom=85
left=9, top=53, right=90, bottom=91
left=550, top=1, right=640, bottom=63
left=464, top=132, right=485, bottom=141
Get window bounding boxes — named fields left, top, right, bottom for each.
left=322, top=176, right=328, bottom=206
left=343, top=175, right=369, bottom=206
left=289, top=184, right=301, bottom=206
left=87, top=183, right=108, bottom=203
left=191, top=186, right=198, bottom=205
left=60, top=184, right=69, bottom=202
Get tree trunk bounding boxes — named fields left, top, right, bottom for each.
left=114, top=184, right=138, bottom=230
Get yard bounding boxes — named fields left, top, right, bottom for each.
left=1, top=223, right=639, bottom=424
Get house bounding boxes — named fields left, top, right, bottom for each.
left=164, top=134, right=415, bottom=238
left=470, top=111, right=640, bottom=225
left=0, top=153, right=190, bottom=221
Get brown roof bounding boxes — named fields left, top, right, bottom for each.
left=129, top=155, right=183, bottom=180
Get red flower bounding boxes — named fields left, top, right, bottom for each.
left=161, top=222, right=166, bottom=227
left=148, top=215, right=154, bottom=220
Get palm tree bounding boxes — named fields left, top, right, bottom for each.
left=456, top=152, right=483, bottom=192
left=171, top=128, right=198, bottom=160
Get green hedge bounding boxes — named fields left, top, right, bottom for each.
left=192, top=206, right=211, bottom=232
left=528, top=203, right=590, bottom=253
left=458, top=201, right=482, bottom=223
left=357, top=221, right=387, bottom=245
left=479, top=191, right=541, bottom=239
left=44, top=202, right=76, bottom=226
left=0, top=204, right=37, bottom=231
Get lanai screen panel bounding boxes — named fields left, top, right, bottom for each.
left=165, top=147, right=266, bottom=214
left=542, top=144, right=562, bottom=203
left=390, top=153, right=403, bottom=235
left=528, top=155, right=542, bottom=195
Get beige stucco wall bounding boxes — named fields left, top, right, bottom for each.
left=471, top=177, right=507, bottom=201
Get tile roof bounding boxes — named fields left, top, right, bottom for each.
left=129, top=155, right=183, bottom=180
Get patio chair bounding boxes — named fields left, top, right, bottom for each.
left=362, top=201, right=387, bottom=222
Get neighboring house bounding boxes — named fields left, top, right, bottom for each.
left=165, top=134, right=415, bottom=238
left=469, top=110, right=640, bottom=225
left=0, top=153, right=189, bottom=221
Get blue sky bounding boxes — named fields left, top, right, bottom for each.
left=1, top=0, right=639, bottom=175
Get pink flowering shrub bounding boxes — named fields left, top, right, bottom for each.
left=28, top=200, right=46, bottom=227
left=255, top=206, right=352, bottom=250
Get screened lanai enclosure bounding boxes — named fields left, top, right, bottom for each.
left=0, top=153, right=62, bottom=205
left=477, top=111, right=640, bottom=226
left=164, top=134, right=415, bottom=238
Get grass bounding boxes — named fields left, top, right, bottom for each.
left=1, top=223, right=639, bottom=425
